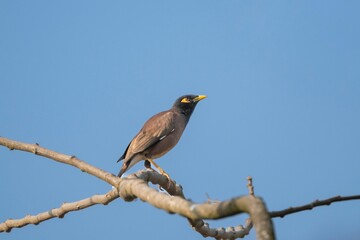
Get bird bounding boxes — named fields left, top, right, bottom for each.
left=117, top=94, right=206, bottom=179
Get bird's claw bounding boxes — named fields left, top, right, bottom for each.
left=157, top=172, right=173, bottom=190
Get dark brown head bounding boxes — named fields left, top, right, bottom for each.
left=172, top=94, right=207, bottom=117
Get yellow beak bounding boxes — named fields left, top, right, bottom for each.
left=193, top=95, right=207, bottom=102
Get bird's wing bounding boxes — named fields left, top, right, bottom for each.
left=126, top=111, right=176, bottom=158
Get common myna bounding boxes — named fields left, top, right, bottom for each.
left=117, top=94, right=206, bottom=178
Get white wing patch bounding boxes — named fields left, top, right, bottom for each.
left=159, top=128, right=175, bottom=141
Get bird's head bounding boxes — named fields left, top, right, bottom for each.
left=173, top=94, right=207, bottom=116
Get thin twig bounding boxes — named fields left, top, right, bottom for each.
left=270, top=195, right=360, bottom=218
left=247, top=176, right=255, bottom=196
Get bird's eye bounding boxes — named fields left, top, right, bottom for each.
left=181, top=97, right=191, bottom=103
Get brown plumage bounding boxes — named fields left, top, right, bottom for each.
left=117, top=94, right=206, bottom=178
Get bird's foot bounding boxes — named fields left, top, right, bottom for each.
left=154, top=166, right=173, bottom=187
left=158, top=169, right=170, bottom=180
left=160, top=171, right=173, bottom=189
left=146, top=159, right=173, bottom=189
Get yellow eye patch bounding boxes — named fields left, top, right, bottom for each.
left=181, top=98, right=191, bottom=103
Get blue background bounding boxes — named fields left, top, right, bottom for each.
left=1, top=1, right=359, bottom=239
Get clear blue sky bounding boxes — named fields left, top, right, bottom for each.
left=1, top=1, right=359, bottom=239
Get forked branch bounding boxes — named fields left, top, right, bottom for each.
left=0, top=137, right=274, bottom=240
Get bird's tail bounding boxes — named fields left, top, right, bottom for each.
left=117, top=161, right=129, bottom=177
left=116, top=156, right=123, bottom=163
left=117, top=143, right=130, bottom=163
left=117, top=168, right=124, bottom=177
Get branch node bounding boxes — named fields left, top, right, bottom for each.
left=216, top=227, right=225, bottom=237
left=4, top=220, right=11, bottom=232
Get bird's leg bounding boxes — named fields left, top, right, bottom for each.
left=144, top=160, right=152, bottom=169
left=144, top=160, right=158, bottom=175
left=146, top=159, right=171, bottom=181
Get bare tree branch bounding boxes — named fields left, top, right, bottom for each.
left=0, top=169, right=255, bottom=238
left=191, top=218, right=253, bottom=239
left=117, top=172, right=274, bottom=239
left=0, top=137, right=119, bottom=186
left=0, top=137, right=275, bottom=239
left=0, top=189, right=119, bottom=232
left=133, top=170, right=255, bottom=239
left=270, top=195, right=360, bottom=218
